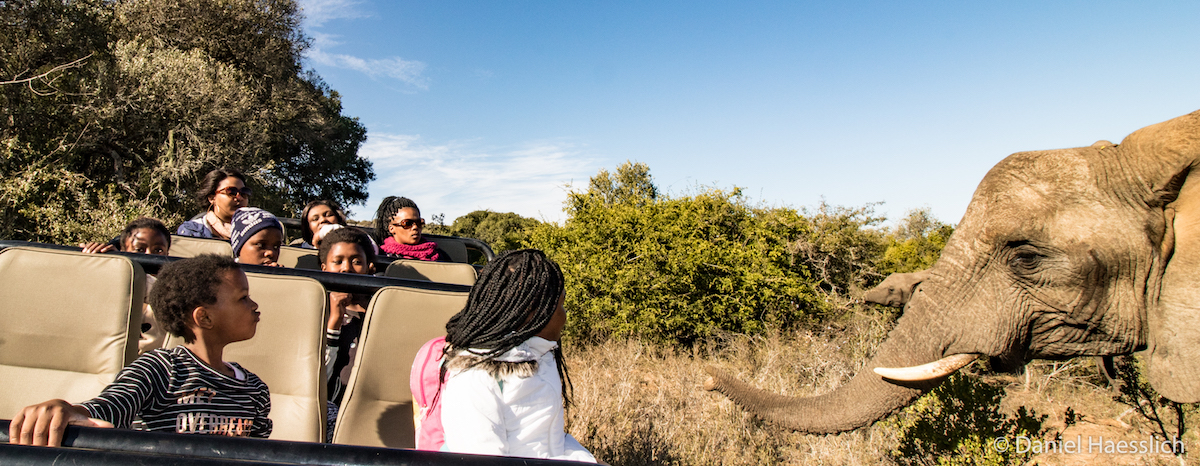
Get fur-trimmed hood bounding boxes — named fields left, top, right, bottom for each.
left=445, top=336, right=559, bottom=380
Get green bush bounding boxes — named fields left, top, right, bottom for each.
left=427, top=210, right=540, bottom=255
left=528, top=162, right=898, bottom=344
left=887, top=373, right=1046, bottom=466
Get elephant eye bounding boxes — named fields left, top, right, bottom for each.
left=1007, top=246, right=1044, bottom=273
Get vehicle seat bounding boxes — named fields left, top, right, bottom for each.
left=162, top=272, right=328, bottom=442
left=425, top=236, right=469, bottom=263
left=383, top=259, right=478, bottom=286
left=277, top=245, right=321, bottom=270
left=332, top=286, right=468, bottom=448
left=0, top=247, right=144, bottom=416
left=169, top=235, right=233, bottom=258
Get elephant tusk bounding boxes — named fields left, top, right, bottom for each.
left=873, top=353, right=979, bottom=382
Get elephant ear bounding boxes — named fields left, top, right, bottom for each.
left=1140, top=114, right=1200, bottom=403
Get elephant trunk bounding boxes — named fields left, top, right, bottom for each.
left=704, top=292, right=968, bottom=434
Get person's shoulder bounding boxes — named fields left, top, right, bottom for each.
left=126, top=347, right=176, bottom=373
left=176, top=213, right=214, bottom=237
left=227, top=361, right=269, bottom=390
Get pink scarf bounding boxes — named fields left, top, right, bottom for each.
left=382, top=237, right=443, bottom=262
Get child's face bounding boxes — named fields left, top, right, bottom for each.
left=321, top=242, right=373, bottom=275
left=202, top=269, right=260, bottom=344
left=535, top=293, right=567, bottom=342
left=239, top=228, right=282, bottom=266
left=307, top=205, right=340, bottom=238
left=123, top=228, right=169, bottom=256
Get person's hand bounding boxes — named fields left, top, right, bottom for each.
left=328, top=292, right=354, bottom=331
left=79, top=242, right=115, bottom=254
left=9, top=399, right=113, bottom=446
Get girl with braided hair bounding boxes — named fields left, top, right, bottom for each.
left=371, top=196, right=445, bottom=261
left=433, top=249, right=596, bottom=462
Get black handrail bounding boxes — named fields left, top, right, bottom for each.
left=0, top=241, right=472, bottom=295
left=277, top=217, right=497, bottom=262
left=0, top=420, right=588, bottom=466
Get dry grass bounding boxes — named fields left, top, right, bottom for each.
left=563, top=305, right=902, bottom=465
left=563, top=306, right=1199, bottom=465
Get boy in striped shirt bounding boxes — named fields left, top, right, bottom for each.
left=8, top=254, right=272, bottom=446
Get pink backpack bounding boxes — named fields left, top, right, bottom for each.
left=410, top=336, right=446, bottom=450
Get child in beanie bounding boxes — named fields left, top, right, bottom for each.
left=230, top=208, right=284, bottom=267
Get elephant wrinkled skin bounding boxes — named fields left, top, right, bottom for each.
left=705, top=109, right=1200, bottom=434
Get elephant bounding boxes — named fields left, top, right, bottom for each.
left=704, top=109, right=1200, bottom=434
left=863, top=270, right=930, bottom=308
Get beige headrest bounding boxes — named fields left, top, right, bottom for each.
left=277, top=245, right=321, bottom=270
left=383, top=259, right=477, bottom=286
left=332, top=286, right=468, bottom=448
left=0, top=247, right=144, bottom=415
left=169, top=235, right=233, bottom=258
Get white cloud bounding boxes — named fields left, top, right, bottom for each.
left=307, top=50, right=430, bottom=89
left=298, top=0, right=429, bottom=90
left=297, top=0, right=366, bottom=27
left=352, top=134, right=600, bottom=223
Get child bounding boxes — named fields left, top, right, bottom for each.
left=319, top=227, right=376, bottom=402
left=318, top=227, right=375, bottom=440
left=8, top=254, right=272, bottom=446
left=437, top=249, right=596, bottom=462
left=372, top=196, right=444, bottom=262
left=79, top=217, right=172, bottom=255
left=230, top=207, right=284, bottom=267
left=78, top=217, right=174, bottom=353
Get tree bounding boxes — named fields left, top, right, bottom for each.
left=431, top=210, right=540, bottom=254
left=0, top=0, right=373, bottom=244
left=877, top=208, right=955, bottom=276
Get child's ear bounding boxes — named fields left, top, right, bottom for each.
left=368, top=262, right=376, bottom=274
left=192, top=307, right=214, bottom=330
left=321, top=262, right=328, bottom=271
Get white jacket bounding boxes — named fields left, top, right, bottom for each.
left=440, top=336, right=596, bottom=462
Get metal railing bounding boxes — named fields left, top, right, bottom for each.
left=0, top=240, right=471, bottom=295
left=0, top=420, right=588, bottom=466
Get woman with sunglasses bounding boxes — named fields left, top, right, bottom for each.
left=372, top=196, right=445, bottom=262
left=177, top=168, right=254, bottom=240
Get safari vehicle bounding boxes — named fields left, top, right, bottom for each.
left=274, top=217, right=497, bottom=266
left=0, top=239, right=576, bottom=466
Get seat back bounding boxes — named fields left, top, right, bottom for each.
left=425, top=236, right=469, bottom=263
left=169, top=235, right=232, bottom=258
left=277, top=245, right=321, bottom=270
left=332, top=287, right=468, bottom=448
left=0, top=247, right=144, bottom=415
left=382, top=259, right=478, bottom=286
left=163, top=272, right=328, bottom=442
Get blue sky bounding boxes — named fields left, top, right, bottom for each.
left=297, top=0, right=1200, bottom=226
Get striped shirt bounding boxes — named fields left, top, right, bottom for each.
left=80, top=346, right=271, bottom=438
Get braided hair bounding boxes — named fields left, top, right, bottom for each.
left=372, top=196, right=420, bottom=244
left=441, top=249, right=573, bottom=407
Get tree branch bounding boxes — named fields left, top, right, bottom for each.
left=0, top=54, right=93, bottom=86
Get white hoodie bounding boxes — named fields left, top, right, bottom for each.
left=440, top=336, right=596, bottom=462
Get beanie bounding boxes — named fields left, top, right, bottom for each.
left=230, top=207, right=284, bottom=257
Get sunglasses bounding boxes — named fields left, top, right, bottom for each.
left=215, top=186, right=253, bottom=197
left=391, top=218, right=425, bottom=230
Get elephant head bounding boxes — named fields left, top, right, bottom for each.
left=863, top=270, right=930, bottom=308
left=705, top=109, right=1200, bottom=434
